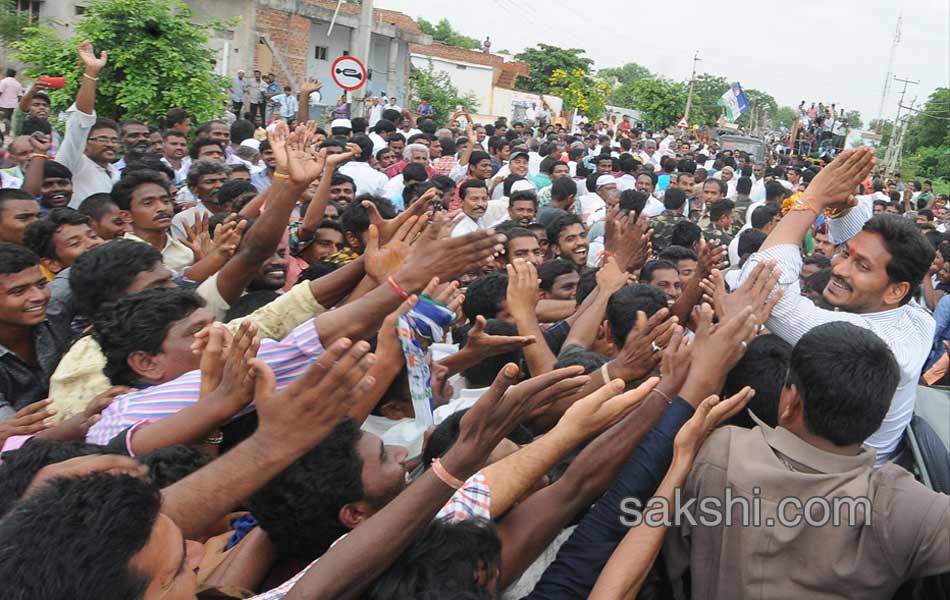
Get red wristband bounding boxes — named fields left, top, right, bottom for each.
left=431, top=458, right=465, bottom=489
left=387, top=276, right=409, bottom=300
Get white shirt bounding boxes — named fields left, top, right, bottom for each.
left=451, top=214, right=484, bottom=237
left=527, top=152, right=542, bottom=177
left=617, top=173, right=638, bottom=192
left=58, top=104, right=121, bottom=208
left=338, top=161, right=389, bottom=197
left=161, top=156, right=191, bottom=189
left=641, top=196, right=665, bottom=218
left=368, top=104, right=383, bottom=128
left=0, top=171, right=22, bottom=189
left=578, top=193, right=604, bottom=221
left=737, top=203, right=935, bottom=464
left=124, top=231, right=194, bottom=271
left=369, top=132, right=389, bottom=156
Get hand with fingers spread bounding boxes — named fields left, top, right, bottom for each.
left=77, top=39, right=107, bottom=75
left=362, top=187, right=434, bottom=246
left=659, top=325, right=691, bottom=394
left=607, top=308, right=679, bottom=383
left=363, top=219, right=426, bottom=283
left=703, top=260, right=783, bottom=326
left=251, top=338, right=377, bottom=452
left=37, top=385, right=133, bottom=442
left=210, top=216, right=247, bottom=259
left=559, top=376, right=660, bottom=439
left=198, top=321, right=260, bottom=421
left=300, top=78, right=323, bottom=95
left=267, top=120, right=291, bottom=174
left=285, top=121, right=326, bottom=185
left=0, top=400, right=56, bottom=445
left=596, top=255, right=629, bottom=296
left=679, top=303, right=758, bottom=406
left=181, top=213, right=213, bottom=260
left=803, top=147, right=875, bottom=211
left=697, top=237, right=728, bottom=275
left=673, top=387, right=756, bottom=460
left=325, top=143, right=359, bottom=170
left=606, top=211, right=653, bottom=273
left=465, top=315, right=536, bottom=356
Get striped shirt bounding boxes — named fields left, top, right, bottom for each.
left=738, top=202, right=935, bottom=463
left=86, top=319, right=324, bottom=445
left=248, top=472, right=490, bottom=599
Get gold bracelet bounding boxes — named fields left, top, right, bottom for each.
left=82, top=72, right=99, bottom=81
left=30, top=153, right=48, bottom=160
left=272, top=171, right=290, bottom=180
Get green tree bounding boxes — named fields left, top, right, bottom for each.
left=12, top=0, right=231, bottom=124
left=514, top=43, right=593, bottom=94
left=843, top=110, right=863, bottom=129
left=549, top=68, right=609, bottom=121
left=909, top=146, right=950, bottom=181
left=409, top=61, right=478, bottom=124
left=609, top=81, right=639, bottom=109
left=735, top=88, right=777, bottom=128
left=773, top=106, right=797, bottom=128
left=687, top=73, right=730, bottom=126
left=626, top=78, right=687, bottom=129
left=904, top=88, right=950, bottom=154
left=598, top=62, right=653, bottom=87
left=869, top=119, right=895, bottom=147
left=415, top=17, right=481, bottom=51
left=0, top=0, right=31, bottom=44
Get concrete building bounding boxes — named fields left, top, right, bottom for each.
left=408, top=42, right=562, bottom=125
left=6, top=0, right=429, bottom=110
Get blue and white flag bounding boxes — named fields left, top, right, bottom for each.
left=717, top=82, right=750, bottom=122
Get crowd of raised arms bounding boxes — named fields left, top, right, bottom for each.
left=0, top=40, right=947, bottom=600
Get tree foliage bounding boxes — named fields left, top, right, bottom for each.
left=773, top=106, right=797, bottom=128
left=514, top=44, right=594, bottom=94
left=734, top=88, right=777, bottom=128
left=409, top=61, right=478, bottom=124
left=843, top=110, right=863, bottom=129
left=868, top=119, right=895, bottom=147
left=598, top=62, right=653, bottom=87
left=12, top=0, right=231, bottom=125
left=625, top=78, right=688, bottom=130
left=0, top=0, right=31, bottom=44
left=686, top=73, right=730, bottom=126
left=904, top=88, right=950, bottom=154
left=549, top=68, right=609, bottom=121
left=415, top=17, right=481, bottom=51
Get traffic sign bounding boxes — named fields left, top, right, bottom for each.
left=677, top=116, right=689, bottom=128
left=331, top=56, right=367, bottom=91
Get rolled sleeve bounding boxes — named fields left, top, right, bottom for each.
left=827, top=199, right=872, bottom=245
left=227, top=281, right=324, bottom=341
left=55, top=103, right=96, bottom=173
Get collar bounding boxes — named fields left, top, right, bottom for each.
left=749, top=412, right=876, bottom=473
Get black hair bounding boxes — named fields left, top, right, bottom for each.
left=0, top=472, right=160, bottom=599
left=350, top=134, right=375, bottom=163
left=188, top=138, right=225, bottom=160
left=803, top=254, right=831, bottom=270
left=708, top=199, right=735, bottom=222
left=546, top=213, right=584, bottom=247
left=90, top=117, right=119, bottom=135
left=122, top=156, right=176, bottom=184
left=575, top=268, right=598, bottom=305
left=606, top=284, right=668, bottom=346
left=110, top=169, right=169, bottom=211
left=186, top=158, right=227, bottom=188
left=375, top=147, right=393, bottom=161
left=69, top=240, right=164, bottom=318
left=369, top=519, right=501, bottom=600
left=93, top=288, right=205, bottom=386
left=538, top=259, right=576, bottom=292
left=786, top=322, right=899, bottom=446
left=750, top=204, right=778, bottom=229
left=165, top=107, right=190, bottom=129
left=430, top=174, right=457, bottom=193
left=140, top=445, right=213, bottom=488
left=658, top=245, right=698, bottom=263
left=723, top=334, right=792, bottom=429
left=704, top=178, right=727, bottom=196
left=22, top=115, right=52, bottom=136
left=765, top=181, right=787, bottom=202
left=468, top=151, right=491, bottom=169
left=217, top=180, right=257, bottom=209
left=618, top=190, right=648, bottom=218
left=422, top=408, right=533, bottom=469
left=555, top=347, right=608, bottom=373
left=297, top=260, right=340, bottom=284
left=331, top=173, right=356, bottom=189
left=22, top=208, right=91, bottom=261
left=248, top=417, right=363, bottom=560
left=402, top=162, right=428, bottom=184
left=462, top=271, right=509, bottom=322
left=803, top=267, right=832, bottom=300
left=438, top=137, right=456, bottom=155
left=670, top=220, right=702, bottom=248
left=663, top=187, right=687, bottom=211
left=0, top=188, right=35, bottom=212
left=388, top=132, right=406, bottom=145
left=737, top=228, right=767, bottom=258
left=42, top=160, right=72, bottom=181
left=0, top=242, right=40, bottom=275
left=639, top=259, right=679, bottom=284
left=862, top=215, right=935, bottom=305
left=229, top=119, right=255, bottom=144
left=341, top=195, right=396, bottom=237
left=550, top=177, right=576, bottom=203
left=376, top=117, right=397, bottom=133
left=78, top=192, right=118, bottom=221
left=637, top=170, right=657, bottom=188
left=459, top=178, right=487, bottom=200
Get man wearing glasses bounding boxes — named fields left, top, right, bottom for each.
left=54, top=40, right=121, bottom=209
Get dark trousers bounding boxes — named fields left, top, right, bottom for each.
left=249, top=103, right=265, bottom=124
left=231, top=101, right=244, bottom=118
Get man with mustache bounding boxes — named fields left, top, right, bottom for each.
left=114, top=170, right=196, bottom=271
left=113, top=120, right=153, bottom=175
left=55, top=40, right=121, bottom=209
left=170, top=159, right=228, bottom=241
left=736, top=148, right=936, bottom=465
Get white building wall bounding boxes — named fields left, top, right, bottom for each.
left=409, top=55, right=493, bottom=115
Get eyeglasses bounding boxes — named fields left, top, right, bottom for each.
left=88, top=136, right=120, bottom=145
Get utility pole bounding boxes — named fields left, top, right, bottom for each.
left=350, top=0, right=373, bottom=118
left=683, top=50, right=701, bottom=125
left=883, top=76, right=918, bottom=171
left=887, top=97, right=916, bottom=176
left=875, top=13, right=901, bottom=131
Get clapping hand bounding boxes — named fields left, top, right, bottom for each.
left=701, top=260, right=783, bottom=326
left=198, top=321, right=260, bottom=422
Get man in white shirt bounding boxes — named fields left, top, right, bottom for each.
left=338, top=135, right=388, bottom=197
left=452, top=179, right=488, bottom=237
left=0, top=68, right=23, bottom=123
left=369, top=120, right=395, bottom=156
left=57, top=42, right=121, bottom=208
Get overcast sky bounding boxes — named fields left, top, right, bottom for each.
left=377, top=0, right=949, bottom=127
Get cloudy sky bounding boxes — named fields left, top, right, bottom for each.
left=377, top=0, right=950, bottom=126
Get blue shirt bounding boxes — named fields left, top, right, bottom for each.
left=925, top=295, right=950, bottom=370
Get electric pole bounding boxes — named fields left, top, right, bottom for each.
left=683, top=51, right=701, bottom=125
left=350, top=0, right=373, bottom=118
left=875, top=13, right=901, bottom=131
left=883, top=76, right=918, bottom=172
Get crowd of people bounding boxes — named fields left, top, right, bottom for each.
left=0, top=39, right=947, bottom=600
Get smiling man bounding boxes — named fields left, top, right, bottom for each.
left=738, top=148, right=936, bottom=464
left=452, top=179, right=489, bottom=237
left=547, top=213, right=588, bottom=268
left=0, top=243, right=71, bottom=418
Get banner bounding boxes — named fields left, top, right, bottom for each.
left=717, top=82, right=750, bottom=122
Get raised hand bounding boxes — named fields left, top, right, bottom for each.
left=301, top=78, right=323, bottom=95
left=465, top=315, right=536, bottom=356
left=505, top=259, right=540, bottom=320
left=804, top=147, right=875, bottom=211
left=605, top=210, right=653, bottom=273
left=285, top=121, right=326, bottom=185
left=596, top=255, right=628, bottom=295
left=697, top=238, right=728, bottom=274
left=210, top=216, right=247, bottom=259
left=362, top=186, right=433, bottom=246
left=609, top=308, right=679, bottom=382
left=77, top=39, right=107, bottom=74
left=679, top=303, right=758, bottom=406
left=181, top=213, right=212, bottom=260
left=559, top=375, right=660, bottom=439
left=267, top=120, right=291, bottom=174
left=198, top=321, right=259, bottom=421
left=363, top=217, right=426, bottom=283
left=673, top=387, right=756, bottom=459
left=251, top=338, right=376, bottom=452
left=659, top=325, right=691, bottom=394
left=702, top=261, right=783, bottom=326
left=325, top=143, right=359, bottom=169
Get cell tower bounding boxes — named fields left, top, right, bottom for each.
left=875, top=13, right=902, bottom=127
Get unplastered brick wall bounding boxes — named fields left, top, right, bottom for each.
left=254, top=7, right=310, bottom=86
